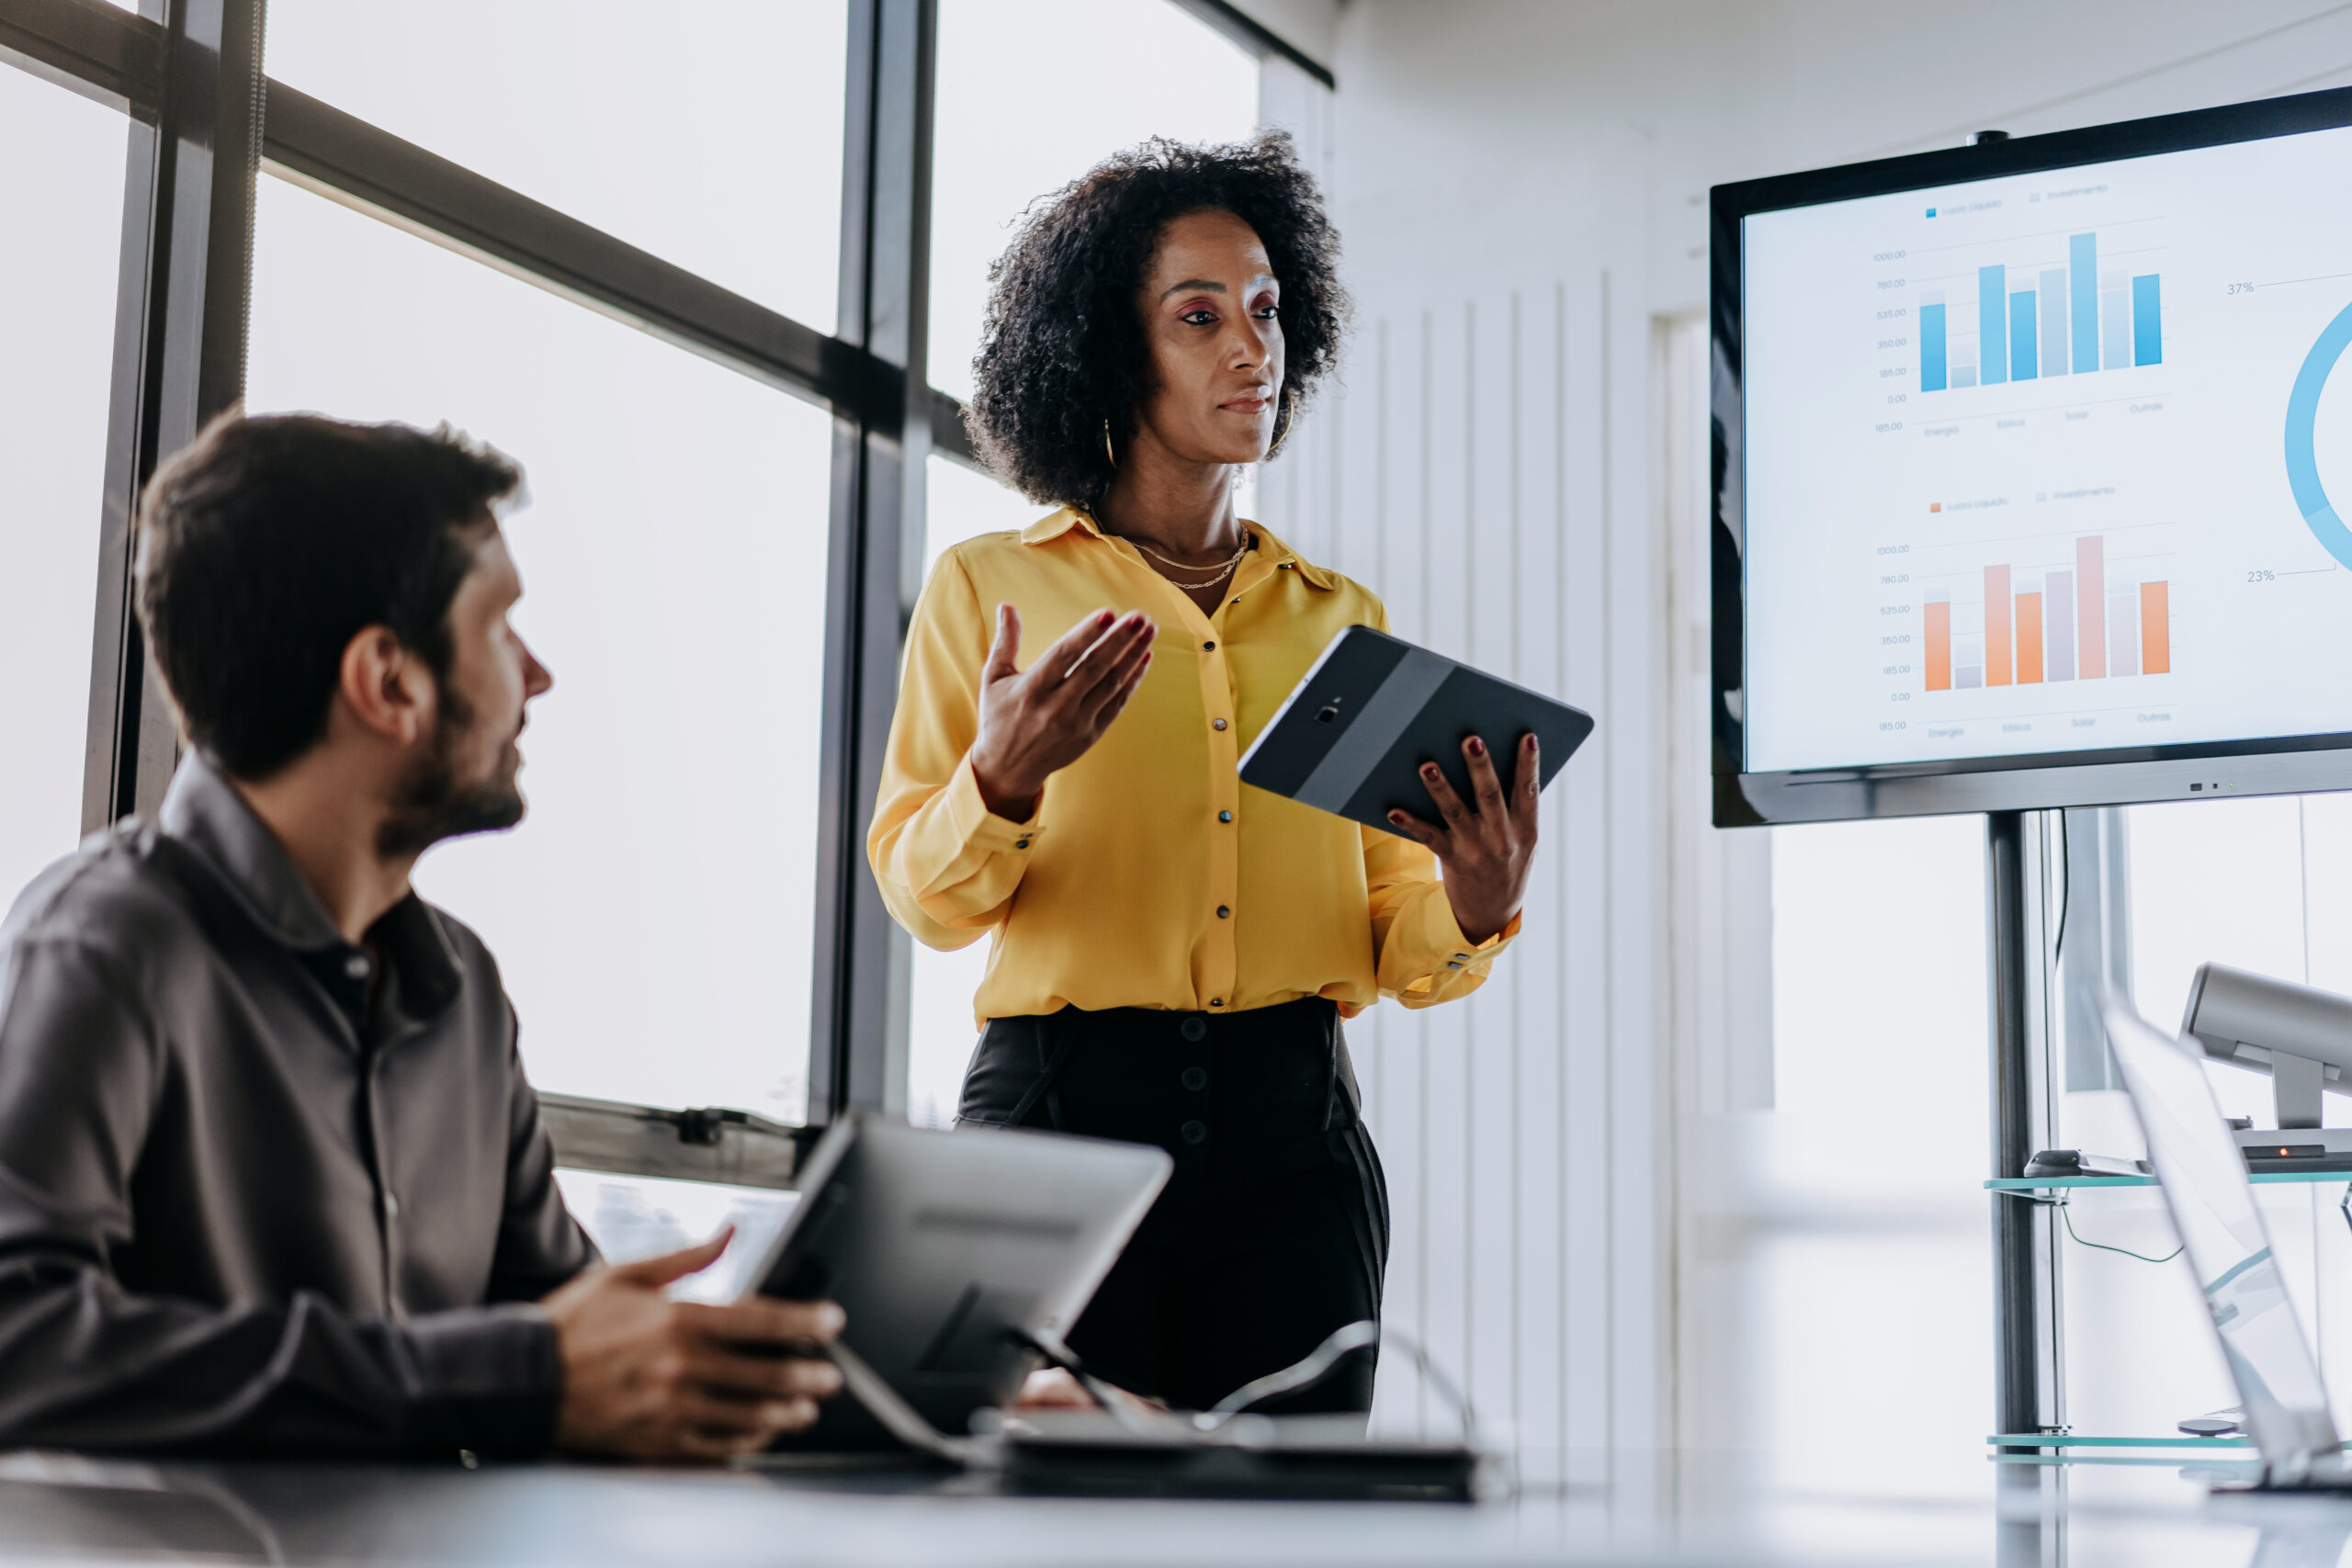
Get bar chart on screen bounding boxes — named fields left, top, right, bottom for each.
left=1918, top=231, right=2154, bottom=392
left=1867, top=504, right=2186, bottom=755
left=1917, top=530, right=2172, bottom=694
left=1917, top=226, right=2165, bottom=394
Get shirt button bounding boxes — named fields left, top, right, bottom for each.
left=345, top=953, right=370, bottom=980
left=1216, top=906, right=1230, bottom=919
left=1218, top=810, right=1233, bottom=823
left=1448, top=960, right=1464, bottom=969
left=1180, top=1017, right=1208, bottom=1043
left=383, top=1194, right=401, bottom=1220
left=1181, top=1120, right=1209, bottom=1146
left=1212, top=718, right=1227, bottom=731
left=1202, top=640, right=1216, bottom=651
left=1209, top=998, right=1224, bottom=1008
left=1015, top=838, right=1031, bottom=850
left=1181, top=1066, right=1209, bottom=1092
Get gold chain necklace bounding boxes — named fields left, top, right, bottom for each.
left=1155, top=555, right=1246, bottom=590
left=1125, top=530, right=1253, bottom=586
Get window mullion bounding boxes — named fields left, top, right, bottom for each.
left=810, top=0, right=936, bottom=1122
left=82, top=0, right=265, bottom=830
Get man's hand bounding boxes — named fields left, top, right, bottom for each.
left=969, top=604, right=1157, bottom=820
left=1015, top=1368, right=1099, bottom=1408
left=1014, top=1367, right=1167, bottom=1416
left=542, top=1230, right=845, bottom=1461
left=1386, top=733, right=1540, bottom=945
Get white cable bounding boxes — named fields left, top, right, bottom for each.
left=1199, top=1321, right=1479, bottom=1443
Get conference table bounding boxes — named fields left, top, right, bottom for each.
left=0, top=1445, right=2346, bottom=1565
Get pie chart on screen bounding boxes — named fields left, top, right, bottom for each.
left=2287, top=300, right=2352, bottom=572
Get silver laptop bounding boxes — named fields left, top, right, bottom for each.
left=2103, top=993, right=2348, bottom=1486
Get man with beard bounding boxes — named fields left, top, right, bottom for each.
left=0, top=413, right=843, bottom=1459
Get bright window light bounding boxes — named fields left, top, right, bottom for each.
left=246, top=176, right=833, bottom=1122
left=265, top=0, right=847, bottom=333
left=0, top=71, right=123, bottom=908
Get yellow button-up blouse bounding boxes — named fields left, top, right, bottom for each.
left=867, top=508, right=1518, bottom=1026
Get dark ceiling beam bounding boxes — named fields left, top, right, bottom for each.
left=1170, top=0, right=1334, bottom=90
left=262, top=80, right=887, bottom=418
left=0, top=0, right=164, bottom=118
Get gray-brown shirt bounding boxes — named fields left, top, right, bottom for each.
left=0, top=754, right=594, bottom=1456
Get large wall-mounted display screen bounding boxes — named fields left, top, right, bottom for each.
left=1717, top=90, right=2352, bottom=823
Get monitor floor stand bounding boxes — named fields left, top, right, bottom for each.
left=1989, top=809, right=2064, bottom=1450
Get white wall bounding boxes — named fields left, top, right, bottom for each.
left=1250, top=0, right=2352, bottom=1478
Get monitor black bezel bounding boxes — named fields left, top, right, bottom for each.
left=1712, top=85, right=2352, bottom=827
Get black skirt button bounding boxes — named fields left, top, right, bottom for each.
left=1180, top=1017, right=1208, bottom=1042
left=1181, top=1120, right=1209, bottom=1146
left=1181, top=1066, right=1208, bottom=1092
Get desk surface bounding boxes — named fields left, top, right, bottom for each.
left=4, top=1449, right=2352, bottom=1567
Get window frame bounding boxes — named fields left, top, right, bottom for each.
left=0, top=0, right=1296, bottom=1187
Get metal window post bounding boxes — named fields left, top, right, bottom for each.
left=1988, top=808, right=2064, bottom=1450
left=809, top=0, right=937, bottom=1121
left=83, top=0, right=266, bottom=830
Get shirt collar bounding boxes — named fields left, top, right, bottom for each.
left=1020, top=506, right=1339, bottom=590
left=158, top=752, right=464, bottom=1019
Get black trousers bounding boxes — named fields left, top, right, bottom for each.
left=956, top=997, right=1389, bottom=1416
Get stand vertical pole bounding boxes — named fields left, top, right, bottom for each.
left=1988, top=809, right=2064, bottom=1451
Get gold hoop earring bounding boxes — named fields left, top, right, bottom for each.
left=1102, top=417, right=1117, bottom=470
left=1264, top=390, right=1295, bottom=462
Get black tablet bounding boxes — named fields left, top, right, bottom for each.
left=1238, top=626, right=1594, bottom=836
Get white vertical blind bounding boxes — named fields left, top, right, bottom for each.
left=1254, top=269, right=1656, bottom=1487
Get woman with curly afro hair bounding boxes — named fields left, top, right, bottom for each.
left=868, top=131, right=1538, bottom=1417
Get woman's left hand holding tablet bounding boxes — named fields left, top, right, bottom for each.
left=1387, top=734, right=1540, bottom=944
left=970, top=604, right=1158, bottom=820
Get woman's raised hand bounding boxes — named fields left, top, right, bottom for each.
left=970, top=604, right=1157, bottom=820
left=1385, top=733, right=1540, bottom=945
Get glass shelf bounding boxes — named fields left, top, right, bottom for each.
left=1986, top=1433, right=2257, bottom=1448
left=1986, top=1172, right=2352, bottom=1190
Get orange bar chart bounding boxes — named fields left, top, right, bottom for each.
left=1984, top=565, right=2013, bottom=685
left=1917, top=528, right=2171, bottom=696
left=2141, top=581, right=2171, bottom=673
left=1925, top=597, right=1952, bottom=690
left=2016, top=592, right=2043, bottom=683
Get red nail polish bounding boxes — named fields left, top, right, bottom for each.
left=1468, top=737, right=1486, bottom=756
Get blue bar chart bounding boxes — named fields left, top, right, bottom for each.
left=1917, top=231, right=2161, bottom=392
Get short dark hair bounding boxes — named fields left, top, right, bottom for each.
left=966, top=129, right=1348, bottom=511
left=134, top=412, right=523, bottom=780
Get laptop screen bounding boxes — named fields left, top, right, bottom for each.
left=2102, top=996, right=2341, bottom=1471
